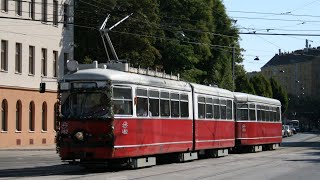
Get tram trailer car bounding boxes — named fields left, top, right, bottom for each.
left=234, top=92, right=282, bottom=152
left=54, top=62, right=281, bottom=168
left=191, top=83, right=235, bottom=157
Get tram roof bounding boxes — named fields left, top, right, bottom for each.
left=190, top=83, right=234, bottom=99
left=63, top=68, right=192, bottom=91
left=233, top=92, right=281, bottom=106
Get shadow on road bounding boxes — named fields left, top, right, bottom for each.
left=285, top=149, right=320, bottom=164
left=281, top=141, right=320, bottom=148
left=0, top=163, right=133, bottom=178
left=0, top=164, right=84, bottom=178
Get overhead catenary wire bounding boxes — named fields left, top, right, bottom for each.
left=1, top=0, right=319, bottom=67
left=228, top=10, right=320, bottom=18
left=239, top=32, right=320, bottom=37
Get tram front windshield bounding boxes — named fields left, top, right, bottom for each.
left=61, top=92, right=110, bottom=118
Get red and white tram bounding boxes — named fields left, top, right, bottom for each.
left=234, top=92, right=282, bottom=152
left=191, top=83, right=235, bottom=157
left=52, top=61, right=282, bottom=168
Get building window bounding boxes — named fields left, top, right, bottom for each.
left=42, top=0, right=47, bottom=22
left=42, top=102, right=47, bottom=131
left=1, top=99, right=8, bottom=132
left=16, top=0, right=22, bottom=16
left=53, top=51, right=58, bottom=77
left=41, top=48, right=47, bottom=76
left=15, top=43, right=22, bottom=73
left=29, top=0, right=35, bottom=20
left=29, top=101, right=35, bottom=131
left=63, top=3, right=69, bottom=28
left=29, top=46, right=35, bottom=75
left=16, top=100, right=22, bottom=132
left=64, top=53, right=69, bottom=74
left=1, top=0, right=8, bottom=12
left=53, top=0, right=58, bottom=26
left=1, top=40, right=8, bottom=71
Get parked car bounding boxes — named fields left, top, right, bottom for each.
left=283, top=125, right=292, bottom=137
left=289, top=125, right=297, bottom=134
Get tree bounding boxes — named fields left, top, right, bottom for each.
left=74, top=0, right=242, bottom=88
left=74, top=0, right=161, bottom=67
left=270, top=77, right=288, bottom=113
left=235, top=73, right=255, bottom=94
left=250, top=74, right=273, bottom=98
left=158, top=0, right=241, bottom=86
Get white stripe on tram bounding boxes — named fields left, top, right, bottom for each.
left=196, top=139, right=235, bottom=143
left=236, top=136, right=282, bottom=140
left=114, top=141, right=193, bottom=148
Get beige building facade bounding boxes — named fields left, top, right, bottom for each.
left=0, top=0, right=74, bottom=148
left=261, top=49, right=320, bottom=98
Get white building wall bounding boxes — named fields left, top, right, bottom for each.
left=0, top=0, right=74, bottom=90
left=0, top=0, right=73, bottom=148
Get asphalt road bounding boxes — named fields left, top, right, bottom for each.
left=0, top=133, right=319, bottom=180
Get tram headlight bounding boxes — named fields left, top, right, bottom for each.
left=74, top=131, right=84, bottom=141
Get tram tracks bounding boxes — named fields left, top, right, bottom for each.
left=2, top=134, right=319, bottom=180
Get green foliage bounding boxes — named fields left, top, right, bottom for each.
left=74, top=0, right=161, bottom=67
left=270, top=77, right=288, bottom=113
left=235, top=74, right=255, bottom=94
left=83, top=56, right=93, bottom=64
left=250, top=74, right=273, bottom=98
left=74, top=0, right=242, bottom=88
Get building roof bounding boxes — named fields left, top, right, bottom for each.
left=261, top=48, right=320, bottom=69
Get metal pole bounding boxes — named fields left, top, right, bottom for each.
left=232, top=46, right=235, bottom=92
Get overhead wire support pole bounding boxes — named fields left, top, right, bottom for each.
left=105, top=33, right=119, bottom=61
left=100, top=15, right=111, bottom=62
left=99, top=13, right=133, bottom=62
left=109, top=13, right=133, bottom=31
left=100, top=32, right=111, bottom=62
left=232, top=46, right=235, bottom=92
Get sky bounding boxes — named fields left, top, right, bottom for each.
left=223, top=0, right=320, bottom=72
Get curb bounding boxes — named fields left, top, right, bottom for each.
left=0, top=146, right=56, bottom=151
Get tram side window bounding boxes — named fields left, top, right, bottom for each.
left=261, top=106, right=266, bottom=121
left=227, top=100, right=233, bottom=120
left=213, top=98, right=220, bottom=119
left=257, top=105, right=262, bottom=121
left=249, top=104, right=256, bottom=121
left=273, top=107, right=277, bottom=122
left=136, top=88, right=149, bottom=117
left=160, top=92, right=170, bottom=117
left=266, top=106, right=271, bottom=122
left=276, top=107, right=281, bottom=122
left=270, top=107, right=274, bottom=121
left=198, top=96, right=205, bottom=119
left=113, top=87, right=133, bottom=115
left=271, top=107, right=275, bottom=122
left=171, top=93, right=180, bottom=117
left=266, top=106, right=271, bottom=121
left=180, top=94, right=189, bottom=117
left=206, top=97, right=213, bottom=119
left=220, top=99, right=227, bottom=120
left=149, top=90, right=159, bottom=117
left=237, top=103, right=248, bottom=121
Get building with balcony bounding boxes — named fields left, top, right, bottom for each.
left=261, top=48, right=320, bottom=98
left=0, top=0, right=74, bottom=148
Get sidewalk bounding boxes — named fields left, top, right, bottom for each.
left=0, top=144, right=56, bottom=151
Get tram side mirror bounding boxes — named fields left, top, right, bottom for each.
left=39, top=83, right=46, bottom=93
